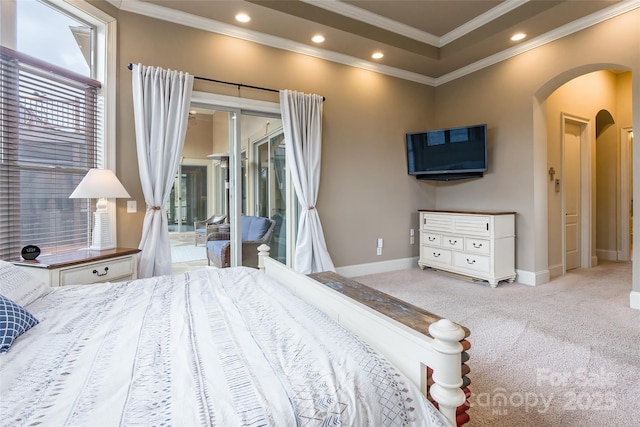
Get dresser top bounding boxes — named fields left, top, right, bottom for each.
left=12, top=248, right=140, bottom=269
left=419, top=209, right=516, bottom=215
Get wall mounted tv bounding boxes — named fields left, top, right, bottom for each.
left=406, top=123, right=487, bottom=181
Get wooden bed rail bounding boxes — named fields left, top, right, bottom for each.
left=258, top=245, right=471, bottom=426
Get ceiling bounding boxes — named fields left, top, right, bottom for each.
left=114, top=0, right=637, bottom=86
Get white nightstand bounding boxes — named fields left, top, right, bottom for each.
left=13, top=248, right=141, bottom=286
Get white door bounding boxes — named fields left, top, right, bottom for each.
left=564, top=122, right=581, bottom=270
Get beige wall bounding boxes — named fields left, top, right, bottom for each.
left=183, top=116, right=214, bottom=159
left=431, top=9, right=639, bottom=288
left=103, top=2, right=639, bottom=295
left=110, top=10, right=437, bottom=267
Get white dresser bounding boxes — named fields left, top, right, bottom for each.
left=13, top=248, right=140, bottom=286
left=418, top=210, right=516, bottom=287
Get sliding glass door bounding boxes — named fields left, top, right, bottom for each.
left=254, top=129, right=288, bottom=263
left=188, top=92, right=297, bottom=267
left=166, top=164, right=208, bottom=233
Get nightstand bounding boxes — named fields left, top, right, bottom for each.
left=12, top=248, right=141, bottom=286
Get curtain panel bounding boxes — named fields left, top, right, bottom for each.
left=280, top=90, right=335, bottom=274
left=131, top=64, right=194, bottom=278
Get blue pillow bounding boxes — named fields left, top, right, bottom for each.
left=0, top=294, right=39, bottom=353
left=242, top=216, right=271, bottom=241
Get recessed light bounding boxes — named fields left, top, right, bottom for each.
left=311, top=35, right=325, bottom=43
left=235, top=13, right=251, bottom=23
left=371, top=52, right=384, bottom=59
left=511, top=33, right=526, bottom=41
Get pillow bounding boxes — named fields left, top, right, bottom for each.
left=0, top=294, right=39, bottom=353
left=0, top=260, right=50, bottom=306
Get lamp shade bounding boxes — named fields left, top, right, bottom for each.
left=69, top=168, right=130, bottom=199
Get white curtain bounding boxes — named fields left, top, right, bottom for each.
left=131, top=64, right=194, bottom=278
left=280, top=90, right=335, bottom=274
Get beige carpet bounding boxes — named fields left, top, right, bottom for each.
left=354, top=261, right=640, bottom=426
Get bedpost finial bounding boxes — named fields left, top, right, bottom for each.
left=258, top=244, right=270, bottom=271
left=429, top=318, right=465, bottom=344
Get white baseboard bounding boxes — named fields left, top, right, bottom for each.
left=336, top=258, right=549, bottom=287
left=631, top=291, right=640, bottom=310
left=335, top=257, right=419, bottom=278
left=596, top=249, right=617, bottom=261
left=515, top=268, right=549, bottom=286
left=547, top=263, right=563, bottom=280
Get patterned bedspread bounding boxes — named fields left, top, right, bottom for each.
left=0, top=267, right=448, bottom=427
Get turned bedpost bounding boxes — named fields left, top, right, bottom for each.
left=428, top=319, right=466, bottom=427
left=257, top=244, right=270, bottom=272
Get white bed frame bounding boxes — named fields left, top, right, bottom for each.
left=258, top=246, right=467, bottom=426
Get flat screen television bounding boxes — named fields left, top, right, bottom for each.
left=405, top=124, right=487, bottom=181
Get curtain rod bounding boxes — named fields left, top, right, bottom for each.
left=127, top=63, right=325, bottom=100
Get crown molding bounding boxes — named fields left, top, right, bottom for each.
left=110, top=0, right=639, bottom=88
left=302, top=0, right=440, bottom=46
left=439, top=0, right=528, bottom=46
left=435, top=0, right=640, bottom=86
left=307, top=0, right=528, bottom=48
left=113, top=0, right=436, bottom=86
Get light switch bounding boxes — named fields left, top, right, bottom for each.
left=127, top=200, right=137, bottom=213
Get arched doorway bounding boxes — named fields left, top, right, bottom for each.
left=533, top=67, right=634, bottom=306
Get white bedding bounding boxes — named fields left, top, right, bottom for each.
left=0, top=267, right=448, bottom=427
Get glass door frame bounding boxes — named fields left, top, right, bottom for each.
left=167, top=158, right=212, bottom=234
left=190, top=91, right=296, bottom=267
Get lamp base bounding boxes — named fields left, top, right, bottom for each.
left=90, top=210, right=115, bottom=251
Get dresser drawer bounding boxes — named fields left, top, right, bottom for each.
left=465, top=238, right=490, bottom=255
left=421, top=247, right=452, bottom=265
left=421, top=213, right=454, bottom=233
left=59, top=256, right=136, bottom=285
left=454, top=215, right=490, bottom=237
left=453, top=252, right=490, bottom=273
left=422, top=232, right=442, bottom=247
left=442, top=235, right=464, bottom=250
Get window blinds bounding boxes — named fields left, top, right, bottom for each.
left=0, top=46, right=102, bottom=260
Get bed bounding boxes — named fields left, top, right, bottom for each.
left=0, top=247, right=468, bottom=426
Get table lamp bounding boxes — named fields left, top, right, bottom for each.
left=69, top=168, right=130, bottom=250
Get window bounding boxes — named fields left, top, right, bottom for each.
left=0, top=0, right=115, bottom=260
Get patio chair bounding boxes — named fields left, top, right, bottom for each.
left=206, top=215, right=275, bottom=268
left=194, top=214, right=226, bottom=246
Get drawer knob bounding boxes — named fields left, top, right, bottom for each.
left=433, top=252, right=441, bottom=258
left=93, top=266, right=109, bottom=277
left=473, top=242, right=483, bottom=248
left=449, top=239, right=457, bottom=245
left=466, top=258, right=476, bottom=265
left=428, top=237, right=436, bottom=241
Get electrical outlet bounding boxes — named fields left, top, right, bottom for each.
left=410, top=229, right=415, bottom=245
left=376, top=247, right=382, bottom=256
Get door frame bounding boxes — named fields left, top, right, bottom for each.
left=620, top=127, right=634, bottom=261
left=561, top=113, right=594, bottom=273
left=168, top=158, right=211, bottom=234
left=190, top=91, right=298, bottom=267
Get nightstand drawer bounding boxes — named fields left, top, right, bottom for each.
left=13, top=248, right=140, bottom=287
left=59, top=256, right=136, bottom=285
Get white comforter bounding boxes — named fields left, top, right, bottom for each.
left=1, top=267, right=448, bottom=427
